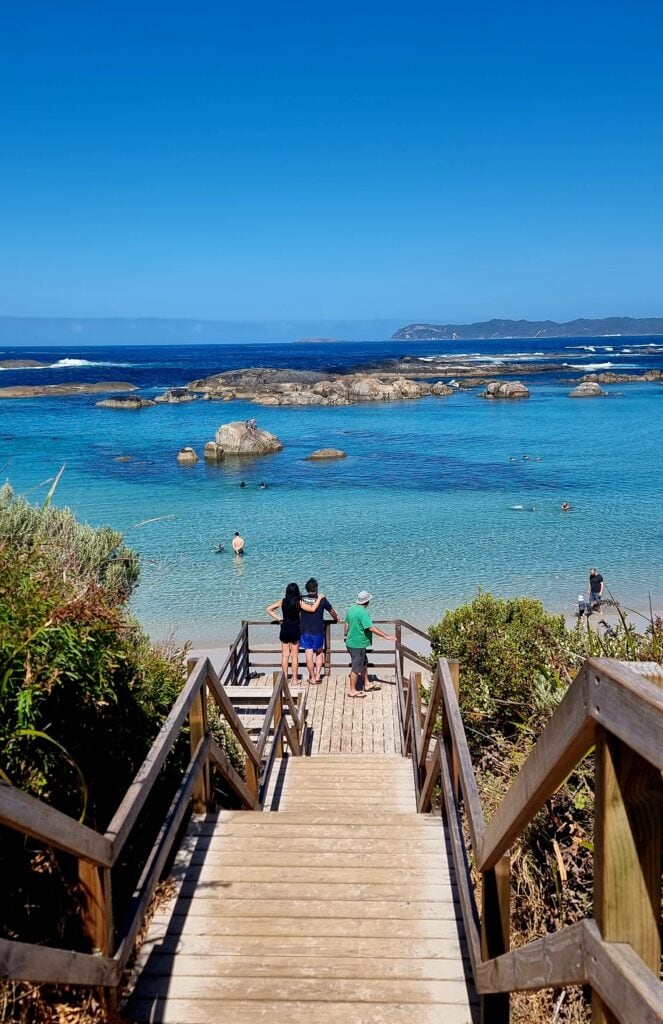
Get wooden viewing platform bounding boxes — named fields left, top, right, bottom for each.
left=1, top=621, right=662, bottom=1024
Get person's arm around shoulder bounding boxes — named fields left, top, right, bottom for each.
left=266, top=600, right=282, bottom=622
left=300, top=594, right=324, bottom=611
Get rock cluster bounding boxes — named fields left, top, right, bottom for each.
left=208, top=419, right=283, bottom=456
left=155, top=388, right=198, bottom=404
left=577, top=370, right=662, bottom=385
left=482, top=381, right=530, bottom=399
left=0, top=382, right=139, bottom=400
left=569, top=382, right=606, bottom=398
left=188, top=368, right=455, bottom=407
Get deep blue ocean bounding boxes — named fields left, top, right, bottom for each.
left=1, top=337, right=662, bottom=644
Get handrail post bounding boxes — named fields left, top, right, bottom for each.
left=592, top=719, right=662, bottom=1024
left=241, top=621, right=249, bottom=684
left=324, top=620, right=332, bottom=678
left=446, top=659, right=460, bottom=802
left=480, top=855, right=511, bottom=1023
left=186, top=658, right=211, bottom=813
left=78, top=861, right=113, bottom=957
left=395, top=620, right=403, bottom=680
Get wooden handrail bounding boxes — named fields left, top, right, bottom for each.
left=399, top=654, right=663, bottom=1023
left=1, top=625, right=307, bottom=991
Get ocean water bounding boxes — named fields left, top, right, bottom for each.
left=1, top=338, right=662, bottom=644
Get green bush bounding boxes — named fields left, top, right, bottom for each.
left=429, top=592, right=583, bottom=752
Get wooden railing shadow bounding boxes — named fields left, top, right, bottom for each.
left=397, top=654, right=663, bottom=1024
left=0, top=650, right=306, bottom=990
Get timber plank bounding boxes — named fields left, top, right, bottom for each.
left=150, top=897, right=458, bottom=919
left=137, top=934, right=466, bottom=960
left=133, top=975, right=474, bottom=1004
left=128, top=999, right=477, bottom=1024
left=143, top=915, right=467, bottom=939
left=172, top=865, right=447, bottom=884
left=176, top=881, right=457, bottom=901
left=138, top=953, right=469, bottom=981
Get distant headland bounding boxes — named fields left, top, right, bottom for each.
left=392, top=317, right=663, bottom=341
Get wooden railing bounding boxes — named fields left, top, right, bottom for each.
left=0, top=652, right=305, bottom=989
left=398, top=655, right=663, bottom=1024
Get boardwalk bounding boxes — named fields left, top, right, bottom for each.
left=128, top=675, right=477, bottom=1023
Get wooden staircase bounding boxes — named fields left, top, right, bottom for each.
left=129, top=754, right=476, bottom=1023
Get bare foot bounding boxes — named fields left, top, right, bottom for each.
left=364, top=685, right=381, bottom=692
left=346, top=691, right=365, bottom=698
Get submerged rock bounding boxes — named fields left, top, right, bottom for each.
left=176, top=447, right=199, bottom=464
left=306, top=448, right=347, bottom=460
left=211, top=419, right=283, bottom=456
left=569, top=382, right=606, bottom=398
left=483, top=381, right=530, bottom=400
left=0, top=359, right=49, bottom=369
left=0, top=381, right=139, bottom=400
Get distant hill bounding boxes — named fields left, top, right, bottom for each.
left=392, top=317, right=663, bottom=341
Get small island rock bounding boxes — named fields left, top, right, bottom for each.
left=211, top=419, right=283, bottom=456
left=306, top=448, right=347, bottom=460
left=96, top=395, right=155, bottom=409
left=176, top=447, right=199, bottom=464
left=569, top=382, right=606, bottom=398
left=483, top=381, right=530, bottom=400
left=204, top=441, right=225, bottom=462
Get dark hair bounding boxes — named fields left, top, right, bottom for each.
left=305, top=577, right=318, bottom=593
left=282, top=582, right=301, bottom=621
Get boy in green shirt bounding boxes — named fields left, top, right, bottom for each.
left=344, top=591, right=396, bottom=698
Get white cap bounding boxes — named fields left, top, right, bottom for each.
left=357, top=590, right=373, bottom=604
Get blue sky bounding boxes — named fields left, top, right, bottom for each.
left=1, top=0, right=662, bottom=331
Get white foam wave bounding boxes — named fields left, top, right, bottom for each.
left=51, top=358, right=133, bottom=368
left=564, top=361, right=641, bottom=371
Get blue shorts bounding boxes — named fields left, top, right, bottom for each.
left=301, top=632, right=324, bottom=651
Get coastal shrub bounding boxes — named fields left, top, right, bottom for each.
left=0, top=487, right=240, bottom=1023
left=429, top=594, right=662, bottom=1022
left=429, top=592, right=583, bottom=751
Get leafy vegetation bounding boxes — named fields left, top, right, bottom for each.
left=0, top=485, right=241, bottom=1023
left=429, top=592, right=661, bottom=1024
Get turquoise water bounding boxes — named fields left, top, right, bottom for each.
left=2, top=348, right=662, bottom=644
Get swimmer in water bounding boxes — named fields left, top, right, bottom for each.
left=561, top=502, right=571, bottom=511
left=240, top=481, right=247, bottom=488
left=212, top=543, right=225, bottom=553
left=259, top=481, right=266, bottom=489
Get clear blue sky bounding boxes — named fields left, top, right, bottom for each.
left=1, top=0, right=662, bottom=328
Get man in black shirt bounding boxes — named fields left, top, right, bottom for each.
left=588, top=568, right=604, bottom=611
left=300, top=577, right=338, bottom=685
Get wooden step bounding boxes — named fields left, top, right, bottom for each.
left=129, top=998, right=476, bottom=1024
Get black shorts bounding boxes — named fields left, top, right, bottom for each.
left=280, top=622, right=301, bottom=645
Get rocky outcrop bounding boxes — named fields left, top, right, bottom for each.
left=155, top=388, right=197, bottom=404
left=210, top=419, right=283, bottom=456
left=0, top=359, right=49, bottom=369
left=483, top=381, right=530, bottom=400
left=306, top=448, right=347, bottom=460
left=203, top=441, right=225, bottom=463
left=569, top=382, right=606, bottom=398
left=176, top=447, right=199, bottom=464
left=188, top=368, right=458, bottom=407
left=577, top=370, right=662, bottom=385
left=0, top=382, right=138, bottom=400
left=96, top=395, right=154, bottom=409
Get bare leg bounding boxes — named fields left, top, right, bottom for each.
left=315, top=649, right=324, bottom=683
left=291, top=644, right=300, bottom=684
left=347, top=669, right=365, bottom=697
left=305, top=647, right=315, bottom=684
left=281, top=644, right=289, bottom=681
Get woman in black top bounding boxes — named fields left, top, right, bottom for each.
left=267, top=583, right=322, bottom=686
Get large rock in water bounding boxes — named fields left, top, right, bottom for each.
left=212, top=419, right=283, bottom=456
left=483, top=381, right=530, bottom=400
left=569, top=381, right=606, bottom=398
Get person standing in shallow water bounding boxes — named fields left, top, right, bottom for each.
left=344, top=591, right=395, bottom=698
left=300, top=578, right=338, bottom=685
left=587, top=568, right=604, bottom=611
left=232, top=531, right=245, bottom=555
